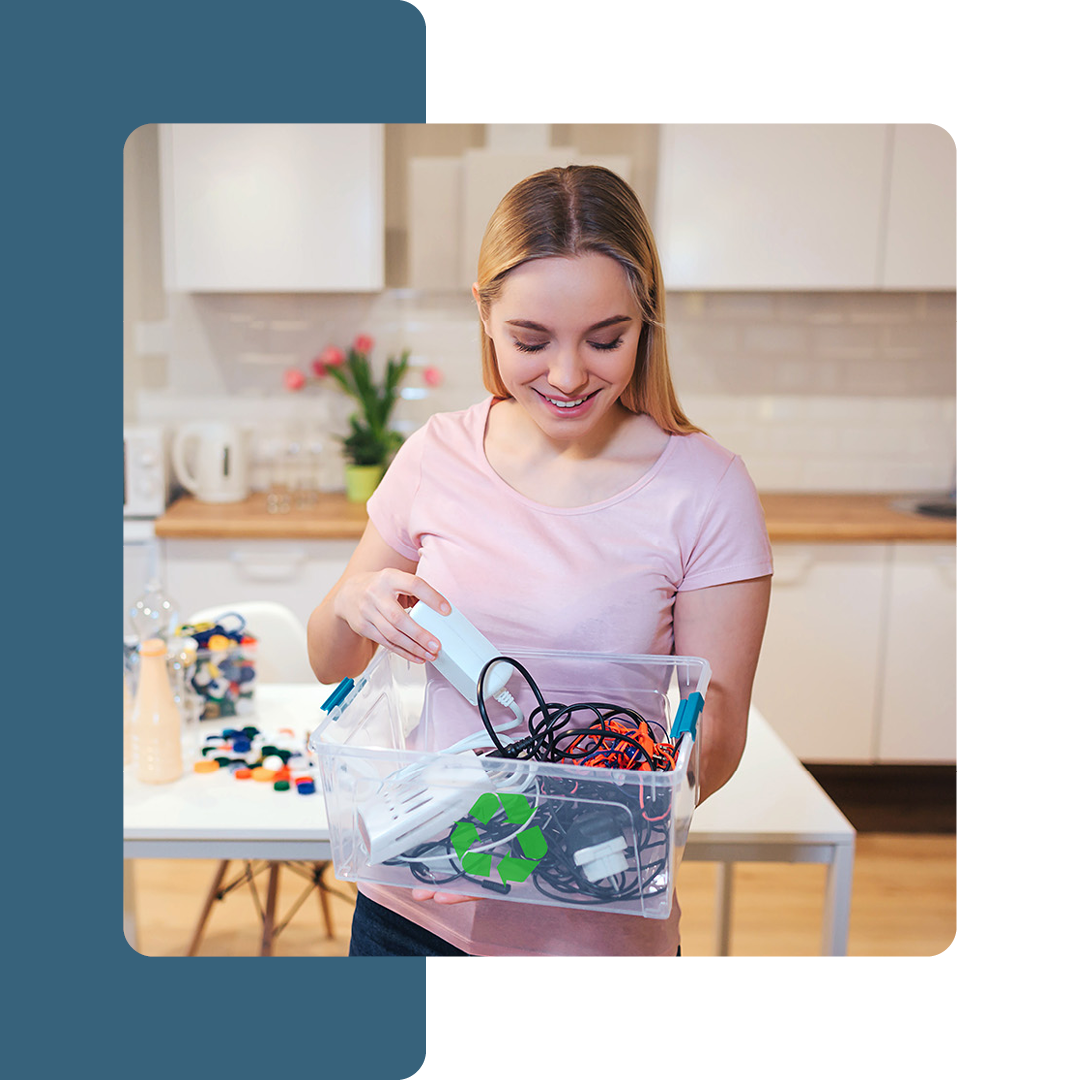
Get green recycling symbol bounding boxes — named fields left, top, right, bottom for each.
left=450, top=791, right=548, bottom=885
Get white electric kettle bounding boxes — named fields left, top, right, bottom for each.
left=171, top=422, right=250, bottom=503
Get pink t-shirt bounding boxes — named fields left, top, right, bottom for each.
left=359, top=397, right=773, bottom=955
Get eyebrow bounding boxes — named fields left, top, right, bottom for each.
left=505, top=316, right=633, bottom=334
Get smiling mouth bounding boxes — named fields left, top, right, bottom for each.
left=537, top=389, right=599, bottom=410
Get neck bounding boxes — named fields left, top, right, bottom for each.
left=498, top=396, right=633, bottom=462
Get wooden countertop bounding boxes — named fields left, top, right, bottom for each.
left=758, top=493, right=956, bottom=542
left=155, top=493, right=369, bottom=540
left=155, top=491, right=955, bottom=543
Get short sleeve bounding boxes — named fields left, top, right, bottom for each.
left=364, top=424, right=428, bottom=561
left=679, top=455, right=773, bottom=591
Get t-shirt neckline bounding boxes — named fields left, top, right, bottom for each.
left=474, top=396, right=676, bottom=516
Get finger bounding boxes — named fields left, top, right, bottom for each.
left=371, top=610, right=439, bottom=664
left=382, top=603, right=443, bottom=661
left=410, top=888, right=481, bottom=905
left=389, top=570, right=451, bottom=618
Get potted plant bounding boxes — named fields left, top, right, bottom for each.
left=285, top=334, right=412, bottom=503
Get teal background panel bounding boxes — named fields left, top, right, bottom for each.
left=6, top=3, right=427, bottom=1078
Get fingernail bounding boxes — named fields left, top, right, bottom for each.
left=440, top=603, right=451, bottom=615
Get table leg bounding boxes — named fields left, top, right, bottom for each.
left=715, top=862, right=733, bottom=956
left=261, top=862, right=281, bottom=956
left=822, top=841, right=855, bottom=956
left=187, top=859, right=231, bottom=957
left=315, top=863, right=334, bottom=938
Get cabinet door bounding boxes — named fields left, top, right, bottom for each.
left=876, top=544, right=956, bottom=762
left=160, top=538, right=358, bottom=630
left=654, top=125, right=888, bottom=289
left=880, top=125, right=956, bottom=289
left=752, top=543, right=889, bottom=762
left=160, top=124, right=384, bottom=291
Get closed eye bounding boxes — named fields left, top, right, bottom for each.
left=512, top=339, right=547, bottom=354
left=590, top=337, right=624, bottom=351
left=512, top=337, right=624, bottom=354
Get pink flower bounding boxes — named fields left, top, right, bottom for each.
left=283, top=368, right=306, bottom=391
left=353, top=334, right=374, bottom=355
left=319, top=345, right=345, bottom=368
left=422, top=365, right=444, bottom=388
left=312, top=358, right=328, bottom=378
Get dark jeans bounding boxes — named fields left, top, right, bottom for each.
left=348, top=890, right=471, bottom=956
left=347, top=891, right=681, bottom=956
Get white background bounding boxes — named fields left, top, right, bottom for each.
left=412, top=1, right=1075, bottom=1078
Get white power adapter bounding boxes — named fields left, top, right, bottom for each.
left=354, top=601, right=526, bottom=866
left=356, top=754, right=493, bottom=865
left=411, top=601, right=516, bottom=704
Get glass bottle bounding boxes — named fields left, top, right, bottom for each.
left=129, top=578, right=180, bottom=642
left=131, top=638, right=183, bottom=784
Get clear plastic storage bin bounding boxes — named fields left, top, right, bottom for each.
left=309, top=646, right=709, bottom=919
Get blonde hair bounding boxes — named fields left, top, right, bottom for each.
left=474, top=165, right=702, bottom=436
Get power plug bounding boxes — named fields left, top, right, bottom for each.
left=411, top=601, right=516, bottom=703
left=565, top=809, right=630, bottom=883
left=356, top=753, right=493, bottom=865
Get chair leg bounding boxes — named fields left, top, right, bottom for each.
left=187, top=860, right=231, bottom=957
left=315, top=862, right=334, bottom=938
left=261, top=863, right=281, bottom=956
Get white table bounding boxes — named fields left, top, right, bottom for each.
left=684, top=705, right=856, bottom=956
left=124, top=687, right=855, bottom=955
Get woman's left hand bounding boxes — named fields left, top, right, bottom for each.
left=411, top=888, right=481, bottom=905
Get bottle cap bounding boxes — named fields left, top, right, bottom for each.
left=273, top=780, right=291, bottom=791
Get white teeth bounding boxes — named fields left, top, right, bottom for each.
left=546, top=396, right=585, bottom=408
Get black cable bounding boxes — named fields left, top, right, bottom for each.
left=476, top=655, right=674, bottom=771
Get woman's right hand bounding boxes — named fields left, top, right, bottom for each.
left=332, top=568, right=451, bottom=665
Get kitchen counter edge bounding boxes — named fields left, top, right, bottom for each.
left=153, top=492, right=956, bottom=543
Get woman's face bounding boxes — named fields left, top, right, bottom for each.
left=476, top=253, right=642, bottom=443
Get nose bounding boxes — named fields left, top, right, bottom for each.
left=545, top=345, right=590, bottom=396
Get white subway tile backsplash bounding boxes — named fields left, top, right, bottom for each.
left=144, top=288, right=955, bottom=495
left=743, top=324, right=808, bottom=356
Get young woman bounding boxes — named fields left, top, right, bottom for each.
left=308, top=165, right=773, bottom=956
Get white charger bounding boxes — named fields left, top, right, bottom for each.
left=410, top=601, right=516, bottom=703
left=355, top=601, right=525, bottom=866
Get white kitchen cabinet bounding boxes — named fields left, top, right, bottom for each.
left=753, top=544, right=889, bottom=762
left=655, top=125, right=889, bottom=290
left=876, top=544, right=956, bottom=762
left=751, top=541, right=957, bottom=764
left=880, top=125, right=956, bottom=289
left=654, top=124, right=955, bottom=289
left=160, top=538, right=358, bottom=632
left=160, top=124, right=384, bottom=292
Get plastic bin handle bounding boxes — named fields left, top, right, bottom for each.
left=670, top=692, right=704, bottom=741
left=321, top=678, right=354, bottom=713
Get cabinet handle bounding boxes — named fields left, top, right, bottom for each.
left=229, top=548, right=306, bottom=581
left=771, top=551, right=814, bottom=586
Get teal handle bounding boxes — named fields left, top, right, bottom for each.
left=670, top=692, right=704, bottom=741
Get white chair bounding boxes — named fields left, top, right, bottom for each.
left=183, top=601, right=351, bottom=955
left=186, top=600, right=316, bottom=683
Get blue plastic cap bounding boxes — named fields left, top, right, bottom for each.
left=670, top=692, right=704, bottom=741
left=320, top=678, right=354, bottom=713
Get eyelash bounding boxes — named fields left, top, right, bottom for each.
left=512, top=338, right=624, bottom=354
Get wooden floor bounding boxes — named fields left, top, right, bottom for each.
left=128, top=832, right=955, bottom=957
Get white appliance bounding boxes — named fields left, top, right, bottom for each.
left=171, top=421, right=250, bottom=503
left=124, top=425, right=176, bottom=517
